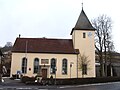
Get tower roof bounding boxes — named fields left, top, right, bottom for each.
left=71, top=9, right=95, bottom=35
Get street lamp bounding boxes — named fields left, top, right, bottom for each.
left=54, top=67, right=57, bottom=85
left=70, top=62, right=74, bottom=78
left=0, top=49, right=4, bottom=83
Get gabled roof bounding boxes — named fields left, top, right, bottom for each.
left=12, top=38, right=79, bottom=54
left=71, top=9, right=95, bottom=35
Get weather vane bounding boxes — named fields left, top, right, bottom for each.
left=82, top=3, right=83, bottom=9
left=82, top=0, right=83, bottom=9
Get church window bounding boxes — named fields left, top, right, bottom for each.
left=83, top=32, right=86, bottom=38
left=33, top=58, right=39, bottom=73
left=21, top=57, right=27, bottom=74
left=62, top=59, right=67, bottom=74
left=50, top=58, right=56, bottom=74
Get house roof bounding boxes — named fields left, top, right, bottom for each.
left=12, top=38, right=79, bottom=54
left=71, top=9, right=95, bottom=35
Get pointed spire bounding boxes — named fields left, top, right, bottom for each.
left=74, top=9, right=95, bottom=30
left=70, top=8, right=95, bottom=35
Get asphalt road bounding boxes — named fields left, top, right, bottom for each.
left=1, top=78, right=120, bottom=90
left=58, top=82, right=120, bottom=90
left=1, top=82, right=120, bottom=90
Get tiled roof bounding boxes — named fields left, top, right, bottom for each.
left=12, top=38, right=79, bottom=54
left=71, top=9, right=95, bottom=35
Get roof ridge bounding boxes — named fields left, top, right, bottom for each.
left=17, top=37, right=72, bottom=40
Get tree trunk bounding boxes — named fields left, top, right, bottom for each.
left=104, top=47, right=107, bottom=77
left=99, top=53, right=105, bottom=77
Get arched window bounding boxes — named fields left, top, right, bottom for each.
left=62, top=59, right=67, bottom=74
left=50, top=58, right=56, bottom=74
left=34, top=58, right=39, bottom=73
left=22, top=57, right=27, bottom=74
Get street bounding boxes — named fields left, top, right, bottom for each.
left=0, top=79, right=120, bottom=90
left=58, top=82, right=120, bottom=90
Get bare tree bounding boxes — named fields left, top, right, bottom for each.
left=92, top=15, right=114, bottom=77
left=5, top=42, right=12, bottom=47
left=78, top=54, right=90, bottom=78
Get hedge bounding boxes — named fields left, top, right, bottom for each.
left=21, top=76, right=120, bottom=85
left=55, top=77, right=120, bottom=85
left=21, top=76, right=35, bottom=83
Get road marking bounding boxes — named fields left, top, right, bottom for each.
left=17, top=88, right=48, bottom=90
left=0, top=87, right=48, bottom=90
left=17, top=88, right=32, bottom=89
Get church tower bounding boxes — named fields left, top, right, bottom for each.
left=71, top=8, right=96, bottom=77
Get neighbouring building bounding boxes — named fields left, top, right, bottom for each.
left=10, top=8, right=96, bottom=78
left=96, top=52, right=120, bottom=77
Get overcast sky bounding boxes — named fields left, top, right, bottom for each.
left=0, top=0, right=120, bottom=52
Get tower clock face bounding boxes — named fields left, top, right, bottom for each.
left=88, top=32, right=92, bottom=37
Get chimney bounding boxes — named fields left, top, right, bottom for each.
left=19, top=34, right=21, bottom=38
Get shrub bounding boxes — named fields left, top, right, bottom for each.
left=21, top=76, right=35, bottom=83
left=10, top=74, right=19, bottom=80
left=21, top=76, right=120, bottom=85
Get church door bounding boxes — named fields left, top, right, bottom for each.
left=42, top=69, right=47, bottom=79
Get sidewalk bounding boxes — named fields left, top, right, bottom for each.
left=0, top=77, right=58, bottom=89
left=1, top=77, right=25, bottom=86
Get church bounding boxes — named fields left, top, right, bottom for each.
left=10, top=8, right=96, bottom=78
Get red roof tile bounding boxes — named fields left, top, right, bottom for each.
left=12, top=38, right=79, bottom=54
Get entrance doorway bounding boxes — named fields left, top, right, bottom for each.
left=42, top=69, right=47, bottom=79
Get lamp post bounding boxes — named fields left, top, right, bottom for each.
left=0, top=49, right=3, bottom=83
left=70, top=62, right=74, bottom=78
left=0, top=56, right=2, bottom=83
left=54, top=67, right=57, bottom=85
